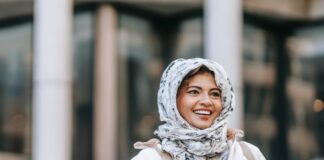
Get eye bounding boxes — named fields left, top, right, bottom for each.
left=188, top=90, right=199, bottom=95
left=210, top=91, right=221, bottom=98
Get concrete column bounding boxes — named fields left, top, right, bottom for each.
left=33, top=0, right=73, bottom=160
left=204, top=0, right=243, bottom=129
left=94, top=5, right=118, bottom=160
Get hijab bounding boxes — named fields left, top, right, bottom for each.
left=154, top=58, right=235, bottom=160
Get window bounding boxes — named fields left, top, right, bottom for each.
left=0, top=21, right=32, bottom=160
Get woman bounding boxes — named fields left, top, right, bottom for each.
left=132, top=58, right=266, bottom=160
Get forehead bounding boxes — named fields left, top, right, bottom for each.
left=182, top=71, right=217, bottom=86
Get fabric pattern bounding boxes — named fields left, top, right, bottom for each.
left=154, top=58, right=235, bottom=160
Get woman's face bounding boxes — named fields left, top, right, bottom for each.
left=176, top=72, right=222, bottom=129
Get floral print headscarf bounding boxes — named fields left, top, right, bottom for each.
left=154, top=58, right=235, bottom=160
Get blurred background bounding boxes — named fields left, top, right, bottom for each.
left=0, top=0, right=324, bottom=160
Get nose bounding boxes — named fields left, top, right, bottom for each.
left=199, top=93, right=212, bottom=106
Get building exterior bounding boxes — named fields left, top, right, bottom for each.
left=0, top=0, right=324, bottom=160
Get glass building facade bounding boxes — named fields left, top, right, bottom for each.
left=0, top=2, right=324, bottom=160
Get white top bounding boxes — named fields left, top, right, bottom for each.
left=131, top=140, right=266, bottom=160
left=132, top=145, right=170, bottom=160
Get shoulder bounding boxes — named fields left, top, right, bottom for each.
left=228, top=140, right=266, bottom=160
left=239, top=141, right=266, bottom=160
left=131, top=147, right=163, bottom=160
left=131, top=145, right=171, bottom=160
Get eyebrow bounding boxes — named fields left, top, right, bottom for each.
left=187, top=86, right=202, bottom=90
left=187, top=86, right=221, bottom=91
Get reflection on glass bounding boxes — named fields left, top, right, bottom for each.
left=175, top=17, right=203, bottom=58
left=286, top=25, right=324, bottom=160
left=119, top=14, right=162, bottom=159
left=243, top=22, right=324, bottom=160
left=0, top=22, right=32, bottom=159
left=72, top=11, right=94, bottom=160
left=242, top=24, right=277, bottom=159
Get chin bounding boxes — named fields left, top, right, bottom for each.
left=195, top=123, right=212, bottom=129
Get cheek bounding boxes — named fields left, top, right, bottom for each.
left=177, top=96, right=197, bottom=117
left=177, top=95, right=196, bottom=109
left=213, top=100, right=223, bottom=113
left=177, top=96, right=186, bottom=112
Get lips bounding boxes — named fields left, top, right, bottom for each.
left=193, top=109, right=212, bottom=115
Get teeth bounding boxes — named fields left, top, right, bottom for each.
left=194, top=110, right=211, bottom=115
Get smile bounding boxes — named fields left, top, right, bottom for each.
left=193, top=110, right=212, bottom=115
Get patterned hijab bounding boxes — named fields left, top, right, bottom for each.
left=154, top=58, right=235, bottom=160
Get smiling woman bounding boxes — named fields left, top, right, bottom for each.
left=131, top=58, right=266, bottom=160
